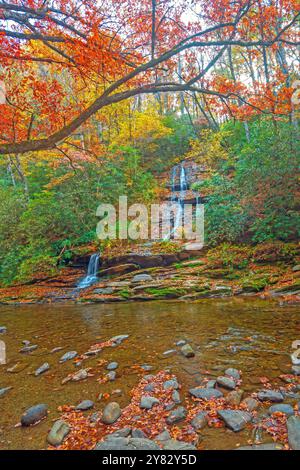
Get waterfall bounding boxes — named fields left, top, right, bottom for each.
left=77, top=253, right=100, bottom=289
left=164, top=164, right=188, bottom=239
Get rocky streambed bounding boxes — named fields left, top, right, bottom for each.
left=0, top=299, right=300, bottom=450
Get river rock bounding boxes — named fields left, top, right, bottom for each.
left=166, top=406, right=187, bottom=424
left=225, top=390, right=244, bottom=406
left=34, top=362, right=50, bottom=377
left=217, top=376, right=236, bottom=390
left=163, top=379, right=179, bottom=391
left=0, top=326, right=7, bottom=334
left=102, top=402, right=121, bottom=424
left=141, top=364, right=153, bottom=371
left=217, top=410, right=252, bottom=432
left=0, top=387, right=12, bottom=398
left=189, top=388, right=223, bottom=400
left=47, top=420, right=70, bottom=446
left=111, top=335, right=129, bottom=345
left=163, top=440, right=197, bottom=450
left=181, top=344, right=195, bottom=358
left=76, top=400, right=94, bottom=411
left=107, top=371, right=116, bottom=381
left=144, top=383, right=155, bottom=393
left=172, top=390, right=181, bottom=404
left=62, top=368, right=90, bottom=384
left=95, top=437, right=160, bottom=450
left=292, top=365, right=300, bottom=376
left=257, top=390, right=284, bottom=402
left=93, top=287, right=115, bottom=295
left=241, top=397, right=259, bottom=411
left=225, top=368, right=241, bottom=380
left=140, top=396, right=159, bottom=410
left=206, top=380, right=217, bottom=389
left=191, top=411, right=208, bottom=430
left=131, top=428, right=146, bottom=438
left=107, top=362, right=118, bottom=371
left=21, top=404, right=48, bottom=426
left=108, top=428, right=131, bottom=438
left=19, top=344, right=38, bottom=354
left=268, top=404, right=294, bottom=416
left=236, top=443, right=283, bottom=450
left=132, top=274, right=153, bottom=283
left=50, top=347, right=64, bottom=354
left=287, top=415, right=300, bottom=450
left=59, top=351, right=78, bottom=363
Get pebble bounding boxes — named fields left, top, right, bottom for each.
left=102, top=402, right=121, bottom=424
left=34, top=363, right=50, bottom=377
left=107, top=371, right=116, bottom=381
left=59, top=351, right=78, bottom=363
left=0, top=387, right=12, bottom=398
left=107, top=362, right=118, bottom=371
left=76, top=400, right=94, bottom=411
left=181, top=344, right=195, bottom=358
left=0, top=326, right=7, bottom=334
left=19, top=345, right=38, bottom=354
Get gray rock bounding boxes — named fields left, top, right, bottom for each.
left=59, top=351, right=78, bottom=363
left=140, top=396, right=159, bottom=410
left=19, top=344, right=38, bottom=354
left=131, top=428, right=146, bottom=438
left=76, top=400, right=94, bottom=411
left=268, top=404, right=294, bottom=416
left=163, top=379, right=179, bottom=391
left=181, top=344, right=195, bottom=358
left=21, top=404, right=48, bottom=426
left=172, top=390, right=181, bottom=404
left=189, top=388, right=223, bottom=400
left=236, top=443, right=283, bottom=450
left=206, top=380, right=217, bottom=389
left=34, top=362, right=50, bottom=377
left=163, top=439, right=196, bottom=450
left=93, top=287, right=114, bottom=295
left=107, top=428, right=131, bottom=438
left=102, top=402, right=121, bottom=424
left=166, top=406, right=187, bottom=424
left=107, top=371, right=116, bottom=381
left=217, top=410, right=252, bottom=432
left=111, top=335, right=129, bottom=345
left=191, top=411, right=208, bottom=430
left=292, top=365, right=300, bottom=376
left=0, top=387, right=12, bottom=398
left=225, top=368, right=241, bottom=380
left=95, top=437, right=160, bottom=450
left=107, top=362, right=118, bottom=371
left=241, top=397, right=259, bottom=411
left=47, top=420, right=70, bottom=446
left=176, top=340, right=186, bottom=347
left=144, top=383, right=155, bottom=392
left=257, top=390, right=284, bottom=402
left=90, top=412, right=101, bottom=423
left=155, top=430, right=171, bottom=442
left=287, top=415, right=300, bottom=450
left=225, top=390, right=244, bottom=406
left=217, top=376, right=236, bottom=390
left=0, top=326, right=7, bottom=334
left=141, top=364, right=153, bottom=371
left=132, top=274, right=153, bottom=283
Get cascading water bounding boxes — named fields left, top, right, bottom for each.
left=164, top=164, right=188, bottom=239
left=77, top=253, right=100, bottom=289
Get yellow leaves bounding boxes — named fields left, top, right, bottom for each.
left=184, top=129, right=232, bottom=171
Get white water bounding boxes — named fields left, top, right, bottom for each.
left=77, top=253, right=100, bottom=289
left=164, top=164, right=188, bottom=240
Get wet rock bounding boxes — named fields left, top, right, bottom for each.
left=237, top=443, right=283, bottom=450
left=132, top=274, right=153, bottom=283
left=287, top=415, right=300, bottom=450
left=268, top=404, right=294, bottom=416
left=76, top=400, right=94, bottom=411
left=241, top=397, right=259, bottom=411
left=107, top=371, right=117, bottom=381
left=62, top=368, right=90, bottom=384
left=132, top=428, right=146, bottom=438
left=0, top=387, right=12, bottom=398
left=0, top=326, right=7, bottom=334
left=140, top=396, right=159, bottom=410
left=176, top=340, right=186, bottom=347
left=217, top=410, right=252, bottom=432
left=166, top=406, right=187, bottom=424
left=95, top=437, right=160, bottom=450
left=163, top=440, right=197, bottom=450
left=100, top=264, right=139, bottom=277
left=191, top=411, right=208, bottom=430
left=155, top=430, right=171, bottom=443
left=172, top=390, right=181, bottom=404
left=225, top=390, right=244, bottom=406
left=47, top=420, right=70, bottom=446
left=225, top=368, right=241, bottom=380
left=108, top=428, right=131, bottom=438
left=206, top=380, right=217, bottom=389
left=217, top=376, right=236, bottom=390
left=19, top=345, right=38, bottom=354
left=163, top=379, right=179, bottom=391
left=144, top=383, right=155, bottom=392
left=21, top=404, right=48, bottom=426
left=257, top=390, right=284, bottom=402
left=59, top=351, right=78, bottom=363
left=111, top=335, right=129, bottom=345
left=292, top=366, right=300, bottom=376
left=181, top=344, right=195, bottom=358
left=102, top=402, right=121, bottom=424
left=189, top=388, right=223, bottom=400
left=34, top=363, right=50, bottom=377
left=107, top=362, right=118, bottom=371
left=93, top=287, right=114, bottom=295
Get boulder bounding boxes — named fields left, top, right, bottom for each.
left=191, top=411, right=208, bottom=430
left=225, top=390, right=244, bottom=406
left=140, top=396, right=159, bottom=410
left=189, top=388, right=223, bottom=400
left=257, top=390, right=284, bottom=402
left=217, top=410, right=252, bottom=432
left=216, top=376, right=236, bottom=390
left=225, top=368, right=241, bottom=380
left=287, top=415, right=300, bottom=450
left=241, top=397, right=259, bottom=411
left=166, top=406, right=187, bottom=424
left=21, top=404, right=48, bottom=426
left=101, top=402, right=121, bottom=424
left=163, top=379, right=179, bottom=391
left=47, top=420, right=70, bottom=447
left=268, top=404, right=294, bottom=416
left=132, top=274, right=153, bottom=283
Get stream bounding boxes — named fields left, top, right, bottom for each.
left=0, top=298, right=299, bottom=450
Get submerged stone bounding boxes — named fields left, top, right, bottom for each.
left=217, top=410, right=252, bottom=432
left=21, top=404, right=48, bottom=426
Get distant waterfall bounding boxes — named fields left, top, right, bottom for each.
left=164, top=164, right=188, bottom=239
left=77, top=253, right=100, bottom=289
